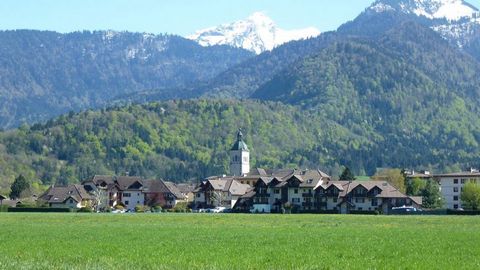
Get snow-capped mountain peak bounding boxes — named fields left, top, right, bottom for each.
left=368, top=0, right=480, bottom=48
left=369, top=0, right=479, bottom=21
left=187, top=12, right=320, bottom=54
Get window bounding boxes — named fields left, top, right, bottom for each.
left=291, top=198, right=300, bottom=203
left=125, top=200, right=129, bottom=205
left=355, top=198, right=365, bottom=203
left=294, top=189, right=298, bottom=194
left=454, top=196, right=459, bottom=201
left=274, top=189, right=280, bottom=194
left=69, top=199, right=74, bottom=204
left=461, top=179, right=466, bottom=184
left=371, top=198, right=378, bottom=207
left=453, top=179, right=459, bottom=184
left=137, top=201, right=140, bottom=204
left=196, top=193, right=201, bottom=198
left=333, top=198, right=338, bottom=203
left=454, top=187, right=459, bottom=193
left=454, top=204, right=459, bottom=209
left=358, top=207, right=363, bottom=211
left=124, top=193, right=131, bottom=197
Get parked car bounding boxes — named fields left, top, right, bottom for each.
left=212, top=207, right=227, bottom=213
left=112, top=209, right=126, bottom=214
left=391, top=206, right=419, bottom=214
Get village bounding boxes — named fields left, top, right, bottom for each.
left=1, top=130, right=478, bottom=214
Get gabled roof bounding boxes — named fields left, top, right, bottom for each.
left=143, top=180, right=186, bottom=199
left=116, top=176, right=144, bottom=191
left=0, top=194, right=6, bottom=200
left=39, top=184, right=93, bottom=204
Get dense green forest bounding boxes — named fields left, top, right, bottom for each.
left=0, top=100, right=364, bottom=193
left=0, top=98, right=477, bottom=195
left=0, top=30, right=252, bottom=128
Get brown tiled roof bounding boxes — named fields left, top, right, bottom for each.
left=116, top=176, right=144, bottom=191
left=39, top=184, right=93, bottom=204
left=176, top=184, right=196, bottom=194
left=318, top=181, right=409, bottom=199
left=410, top=196, right=423, bottom=205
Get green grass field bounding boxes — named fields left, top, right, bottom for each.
left=0, top=214, right=479, bottom=269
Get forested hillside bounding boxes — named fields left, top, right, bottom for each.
left=1, top=98, right=478, bottom=194
left=0, top=100, right=368, bottom=193
left=0, top=30, right=252, bottom=128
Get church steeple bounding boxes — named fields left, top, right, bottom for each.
left=230, top=129, right=250, bottom=176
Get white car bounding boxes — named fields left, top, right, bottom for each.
left=112, top=209, right=126, bottom=214
left=211, top=207, right=226, bottom=213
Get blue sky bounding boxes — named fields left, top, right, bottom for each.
left=0, top=0, right=378, bottom=36
left=2, top=0, right=480, bottom=36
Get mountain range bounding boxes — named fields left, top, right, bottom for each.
left=3, top=0, right=480, bottom=186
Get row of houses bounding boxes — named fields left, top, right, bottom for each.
left=193, top=168, right=422, bottom=214
left=39, top=176, right=195, bottom=210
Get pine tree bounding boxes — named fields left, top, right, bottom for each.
left=9, top=174, right=30, bottom=199
left=339, top=167, right=356, bottom=181
left=422, top=180, right=443, bottom=209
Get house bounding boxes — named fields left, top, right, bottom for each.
left=115, top=176, right=145, bottom=210
left=434, top=169, right=480, bottom=210
left=144, top=180, right=188, bottom=208
left=176, top=183, right=196, bottom=202
left=193, top=178, right=252, bottom=209
left=83, top=175, right=118, bottom=210
left=39, top=185, right=93, bottom=209
left=242, top=178, right=421, bottom=214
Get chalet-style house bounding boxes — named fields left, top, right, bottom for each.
left=194, top=130, right=422, bottom=214
left=193, top=177, right=252, bottom=208
left=38, top=176, right=192, bottom=210
left=39, top=184, right=93, bottom=208
left=236, top=176, right=422, bottom=214
left=82, top=175, right=191, bottom=210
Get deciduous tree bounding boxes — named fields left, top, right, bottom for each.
left=461, top=182, right=480, bottom=210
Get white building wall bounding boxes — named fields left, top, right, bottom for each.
left=121, top=190, right=144, bottom=210
left=439, top=177, right=480, bottom=209
left=288, top=188, right=302, bottom=208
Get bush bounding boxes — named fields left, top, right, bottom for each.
left=135, top=205, right=146, bottom=213
left=77, top=207, right=94, bottom=213
left=153, top=205, right=162, bottom=213
left=114, top=204, right=124, bottom=210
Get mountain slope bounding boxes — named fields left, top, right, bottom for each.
left=252, top=21, right=480, bottom=170
left=0, top=100, right=367, bottom=190
left=188, top=12, right=320, bottom=54
left=0, top=30, right=253, bottom=129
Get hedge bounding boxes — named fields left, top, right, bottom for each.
left=447, top=209, right=480, bottom=215
left=7, top=207, right=73, bottom=212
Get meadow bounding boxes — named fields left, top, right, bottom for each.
left=0, top=213, right=479, bottom=269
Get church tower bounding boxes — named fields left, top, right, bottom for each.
left=230, top=130, right=250, bottom=176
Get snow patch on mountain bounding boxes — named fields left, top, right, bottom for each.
left=368, top=0, right=480, bottom=47
left=370, top=0, right=479, bottom=21
left=187, top=12, right=320, bottom=54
